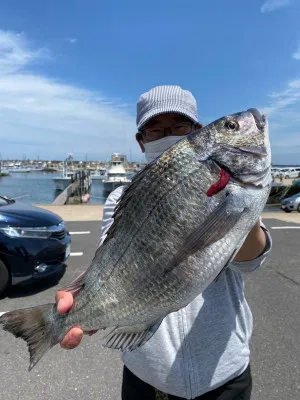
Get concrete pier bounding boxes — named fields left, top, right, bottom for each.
left=38, top=204, right=104, bottom=221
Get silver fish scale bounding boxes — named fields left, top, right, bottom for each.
left=63, top=148, right=229, bottom=330
left=72, top=184, right=268, bottom=332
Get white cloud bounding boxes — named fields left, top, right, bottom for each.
left=261, top=0, right=293, bottom=13
left=0, top=30, right=50, bottom=74
left=64, top=37, right=77, bottom=44
left=0, top=30, right=138, bottom=160
left=261, top=79, right=300, bottom=116
left=292, top=45, right=300, bottom=60
left=259, top=78, right=300, bottom=164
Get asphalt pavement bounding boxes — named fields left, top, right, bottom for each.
left=0, top=218, right=299, bottom=400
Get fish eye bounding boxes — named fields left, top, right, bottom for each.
left=224, top=120, right=239, bottom=130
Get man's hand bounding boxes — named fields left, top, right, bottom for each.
left=55, top=291, right=84, bottom=349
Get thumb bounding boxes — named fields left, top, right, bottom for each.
left=56, top=291, right=74, bottom=314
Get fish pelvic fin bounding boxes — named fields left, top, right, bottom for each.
left=0, top=304, right=56, bottom=371
left=103, top=318, right=164, bottom=352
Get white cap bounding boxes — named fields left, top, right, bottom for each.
left=136, top=85, right=198, bottom=130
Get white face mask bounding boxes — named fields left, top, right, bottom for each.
left=143, top=136, right=184, bottom=163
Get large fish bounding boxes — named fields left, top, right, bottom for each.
left=0, top=108, right=271, bottom=371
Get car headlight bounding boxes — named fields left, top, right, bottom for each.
left=0, top=226, right=52, bottom=239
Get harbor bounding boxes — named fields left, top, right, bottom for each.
left=0, top=170, right=107, bottom=205
left=0, top=153, right=144, bottom=177
left=0, top=153, right=143, bottom=205
left=1, top=159, right=300, bottom=209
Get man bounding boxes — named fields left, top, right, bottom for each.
left=56, top=85, right=272, bottom=399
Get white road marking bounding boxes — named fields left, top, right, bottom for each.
left=69, top=231, right=91, bottom=235
left=70, top=252, right=83, bottom=256
left=271, top=226, right=300, bottom=230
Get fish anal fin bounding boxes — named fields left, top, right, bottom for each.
left=103, top=318, right=163, bottom=351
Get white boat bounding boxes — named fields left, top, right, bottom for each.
left=53, top=162, right=73, bottom=191
left=0, top=168, right=10, bottom=176
left=31, top=167, right=45, bottom=172
left=9, top=166, right=32, bottom=173
left=0, top=161, right=10, bottom=176
left=102, top=160, right=131, bottom=195
left=91, top=168, right=108, bottom=180
left=53, top=176, right=72, bottom=191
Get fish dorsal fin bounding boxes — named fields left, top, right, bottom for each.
left=103, top=318, right=164, bottom=351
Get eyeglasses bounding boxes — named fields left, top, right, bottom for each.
left=140, top=122, right=194, bottom=142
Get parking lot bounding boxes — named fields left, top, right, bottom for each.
left=0, top=218, right=299, bottom=400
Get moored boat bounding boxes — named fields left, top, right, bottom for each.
left=102, top=154, right=131, bottom=195
left=53, top=161, right=73, bottom=191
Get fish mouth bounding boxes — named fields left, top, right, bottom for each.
left=247, top=108, right=266, bottom=130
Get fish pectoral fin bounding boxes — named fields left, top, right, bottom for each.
left=103, top=318, right=164, bottom=351
left=168, top=193, right=246, bottom=269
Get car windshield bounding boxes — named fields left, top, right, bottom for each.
left=0, top=196, right=15, bottom=206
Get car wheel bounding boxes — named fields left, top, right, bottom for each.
left=284, top=209, right=292, bottom=213
left=285, top=175, right=289, bottom=179
left=0, top=259, right=9, bottom=296
left=297, top=204, right=300, bottom=213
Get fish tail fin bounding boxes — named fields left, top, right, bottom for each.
left=0, top=304, right=57, bottom=371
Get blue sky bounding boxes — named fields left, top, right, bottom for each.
left=0, top=0, right=300, bottom=163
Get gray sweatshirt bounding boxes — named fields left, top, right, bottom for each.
left=98, top=186, right=272, bottom=399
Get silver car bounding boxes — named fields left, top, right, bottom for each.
left=281, top=193, right=300, bottom=212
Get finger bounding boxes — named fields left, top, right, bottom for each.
left=60, top=328, right=83, bottom=350
left=55, top=291, right=74, bottom=314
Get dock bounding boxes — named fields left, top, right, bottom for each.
left=52, top=170, right=91, bottom=205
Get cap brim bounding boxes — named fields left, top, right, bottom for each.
left=137, top=107, right=198, bottom=130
